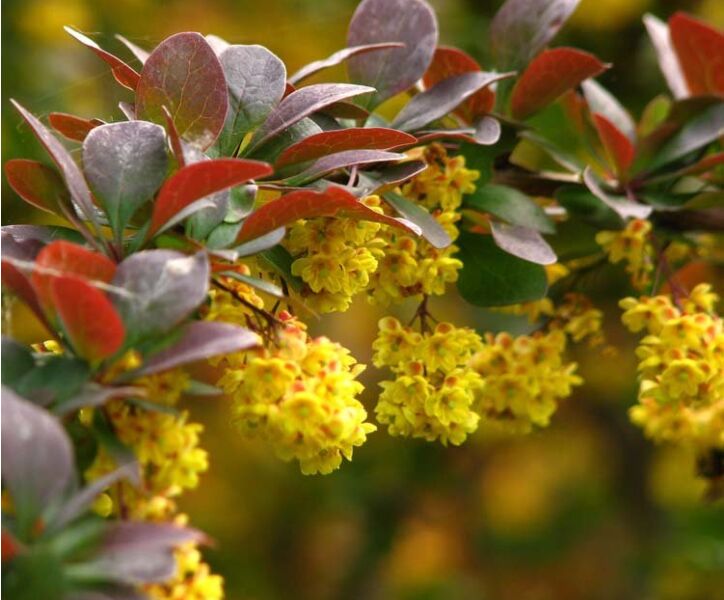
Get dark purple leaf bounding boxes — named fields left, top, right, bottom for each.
left=82, top=121, right=168, bottom=234
left=490, top=222, right=557, bottom=264
left=391, top=71, right=514, bottom=131
left=64, top=27, right=140, bottom=90
left=582, top=79, right=636, bottom=141
left=50, top=462, right=139, bottom=531
left=286, top=149, right=404, bottom=185
left=347, top=0, right=438, bottom=108
left=643, top=14, right=688, bottom=100
left=162, top=105, right=185, bottom=167
left=138, top=321, right=260, bottom=376
left=319, top=101, right=370, bottom=120
left=249, top=83, right=374, bottom=150
left=115, top=34, right=150, bottom=64
left=136, top=32, right=228, bottom=150
left=10, top=100, right=99, bottom=228
left=474, top=116, right=503, bottom=145
left=55, top=383, right=142, bottom=416
left=583, top=167, right=652, bottom=219
left=217, top=45, right=287, bottom=156
left=111, top=250, right=210, bottom=339
left=1, top=387, right=74, bottom=518
left=382, top=191, right=451, bottom=248
left=355, top=160, right=428, bottom=195
left=102, top=521, right=205, bottom=550
left=289, top=42, right=405, bottom=85
left=490, top=0, right=580, bottom=69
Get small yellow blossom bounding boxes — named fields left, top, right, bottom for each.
left=596, top=219, right=654, bottom=289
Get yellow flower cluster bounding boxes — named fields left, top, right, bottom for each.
left=368, top=144, right=479, bottom=305
left=204, top=264, right=266, bottom=327
left=470, top=330, right=583, bottom=434
left=145, top=537, right=223, bottom=600
left=595, top=219, right=654, bottom=289
left=621, top=284, right=723, bottom=449
left=217, top=311, right=375, bottom=474
left=553, top=292, right=605, bottom=347
left=373, top=317, right=484, bottom=445
left=82, top=358, right=223, bottom=599
left=286, top=195, right=385, bottom=313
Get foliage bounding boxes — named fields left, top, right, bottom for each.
left=1, top=0, right=723, bottom=598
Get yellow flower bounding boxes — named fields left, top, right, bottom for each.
left=621, top=290, right=724, bottom=449
left=219, top=312, right=375, bottom=474
left=470, top=330, right=582, bottom=433
left=373, top=318, right=484, bottom=445
left=596, top=219, right=654, bottom=289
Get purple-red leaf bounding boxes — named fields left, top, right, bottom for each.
left=289, top=42, right=404, bottom=85
left=5, top=159, right=68, bottom=215
left=236, top=186, right=420, bottom=244
left=161, top=106, right=185, bottom=167
left=490, top=0, right=580, bottom=69
left=415, top=116, right=503, bottom=146
left=287, top=150, right=404, bottom=185
left=64, top=26, right=140, bottom=90
left=82, top=121, right=169, bottom=233
left=643, top=14, right=688, bottom=100
left=593, top=113, right=636, bottom=180
left=51, top=276, right=125, bottom=361
left=392, top=71, right=514, bottom=132
left=136, top=32, right=228, bottom=150
left=582, top=79, right=636, bottom=141
left=423, top=46, right=495, bottom=122
left=11, top=100, right=99, bottom=226
left=276, top=127, right=415, bottom=168
left=1, top=387, right=74, bottom=516
left=511, top=48, right=609, bottom=120
left=490, top=222, right=557, bottom=265
left=347, top=0, right=438, bottom=109
left=250, top=83, right=374, bottom=150
left=138, top=321, right=260, bottom=376
left=217, top=45, right=287, bottom=155
left=355, top=161, right=428, bottom=196
left=669, top=12, right=724, bottom=97
left=111, top=251, right=209, bottom=339
left=32, top=240, right=117, bottom=318
left=48, top=113, right=103, bottom=142
left=148, top=158, right=272, bottom=237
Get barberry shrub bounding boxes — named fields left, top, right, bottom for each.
left=2, top=0, right=723, bottom=597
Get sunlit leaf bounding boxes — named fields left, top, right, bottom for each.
left=4, top=159, right=69, bottom=215
left=643, top=14, right=688, bottom=100
left=592, top=114, right=636, bottom=179
left=48, top=113, right=103, bottom=142
left=669, top=12, right=724, bottom=97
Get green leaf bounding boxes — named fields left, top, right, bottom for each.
left=260, top=245, right=303, bottom=291
left=464, top=184, right=555, bottom=233
left=457, top=142, right=496, bottom=186
left=382, top=191, right=451, bottom=248
left=456, top=231, right=548, bottom=306
left=206, top=221, right=244, bottom=250
left=15, top=355, right=91, bottom=406
left=1, top=338, right=35, bottom=388
left=554, top=185, right=620, bottom=228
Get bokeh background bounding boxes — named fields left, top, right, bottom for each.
left=3, top=1, right=724, bottom=598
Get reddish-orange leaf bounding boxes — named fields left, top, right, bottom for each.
left=423, top=46, right=494, bottom=122
left=48, top=113, right=103, bottom=142
left=1, top=260, right=52, bottom=332
left=64, top=27, right=140, bottom=91
left=51, top=276, right=125, bottom=361
left=560, top=89, right=587, bottom=134
left=669, top=12, right=724, bottom=97
left=31, top=240, right=117, bottom=317
left=148, top=158, right=273, bottom=237
left=511, top=48, right=609, bottom=120
left=275, top=128, right=416, bottom=168
left=236, top=186, right=420, bottom=244
left=593, top=113, right=636, bottom=180
left=5, top=159, right=68, bottom=215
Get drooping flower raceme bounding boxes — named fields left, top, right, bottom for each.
left=621, top=284, right=723, bottom=450
left=470, top=329, right=583, bottom=434
left=216, top=311, right=376, bottom=474
left=373, top=317, right=484, bottom=445
left=368, top=144, right=479, bottom=305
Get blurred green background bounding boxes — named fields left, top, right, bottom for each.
left=3, top=1, right=724, bottom=598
